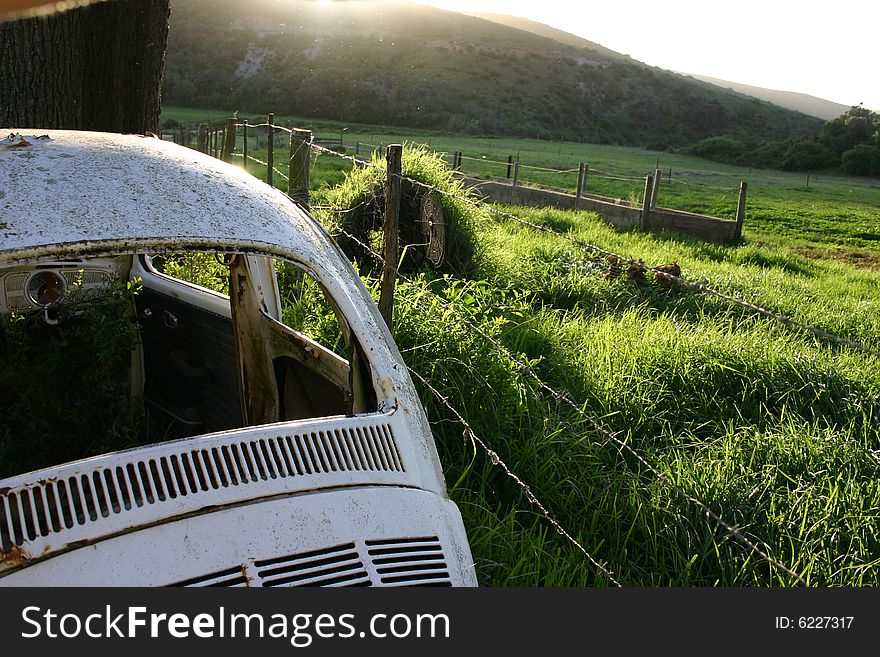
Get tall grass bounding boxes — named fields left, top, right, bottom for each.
left=319, top=162, right=880, bottom=586
left=390, top=247, right=880, bottom=585
left=158, top=113, right=880, bottom=585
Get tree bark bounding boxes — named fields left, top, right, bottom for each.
left=0, top=0, right=171, bottom=134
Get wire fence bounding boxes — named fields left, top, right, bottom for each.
left=309, top=142, right=880, bottom=359
left=182, top=119, right=877, bottom=584
left=181, top=120, right=743, bottom=212
left=226, top=129, right=879, bottom=359
left=322, top=220, right=806, bottom=585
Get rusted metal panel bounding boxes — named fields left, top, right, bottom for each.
left=228, top=254, right=280, bottom=426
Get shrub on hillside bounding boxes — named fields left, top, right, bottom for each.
left=841, top=144, right=880, bottom=177
left=690, top=136, right=749, bottom=165
left=780, top=138, right=837, bottom=171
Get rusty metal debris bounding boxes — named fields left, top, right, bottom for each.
left=605, top=255, right=681, bottom=290
left=654, top=262, right=683, bottom=289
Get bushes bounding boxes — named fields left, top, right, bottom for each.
left=0, top=282, right=144, bottom=478
left=645, top=139, right=669, bottom=152
left=690, top=136, right=749, bottom=165
left=842, top=144, right=880, bottom=177
left=780, top=138, right=837, bottom=171
left=689, top=107, right=880, bottom=176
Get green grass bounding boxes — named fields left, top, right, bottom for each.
left=163, top=105, right=880, bottom=260
left=386, top=207, right=880, bottom=586
left=155, top=117, right=880, bottom=585
left=312, top=149, right=880, bottom=587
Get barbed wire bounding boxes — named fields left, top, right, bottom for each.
left=318, top=221, right=627, bottom=584
left=407, top=367, right=622, bottom=587
left=322, top=220, right=806, bottom=584
left=233, top=153, right=291, bottom=182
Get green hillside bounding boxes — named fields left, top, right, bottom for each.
left=163, top=0, right=823, bottom=146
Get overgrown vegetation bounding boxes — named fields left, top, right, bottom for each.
left=320, top=144, right=486, bottom=276
left=306, top=147, right=880, bottom=585
left=692, top=106, right=880, bottom=176
left=0, top=281, right=145, bottom=479
left=385, top=206, right=880, bottom=586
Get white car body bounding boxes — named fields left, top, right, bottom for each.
left=0, top=130, right=477, bottom=586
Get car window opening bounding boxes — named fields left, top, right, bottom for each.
left=0, top=252, right=379, bottom=480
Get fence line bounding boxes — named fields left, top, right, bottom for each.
left=188, top=119, right=745, bottom=219
left=230, top=138, right=878, bottom=361
left=323, top=221, right=805, bottom=584
left=310, top=145, right=876, bottom=360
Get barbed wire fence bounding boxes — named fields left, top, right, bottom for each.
left=307, top=141, right=880, bottom=359
left=177, top=117, right=746, bottom=216
left=177, top=115, right=878, bottom=584
left=319, top=219, right=807, bottom=585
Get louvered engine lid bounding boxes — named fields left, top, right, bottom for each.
left=0, top=486, right=478, bottom=587
left=0, top=413, right=427, bottom=575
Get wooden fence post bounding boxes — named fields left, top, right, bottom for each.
left=356, top=142, right=361, bottom=157
left=640, top=175, right=653, bottom=231
left=735, top=181, right=748, bottom=241
left=507, top=155, right=513, bottom=179
left=512, top=160, right=520, bottom=187
left=288, top=128, right=312, bottom=208
left=222, top=117, right=237, bottom=163
left=651, top=168, right=662, bottom=209
left=575, top=162, right=584, bottom=208
left=242, top=119, right=249, bottom=172
left=378, top=144, right=402, bottom=328
left=267, top=113, right=275, bottom=187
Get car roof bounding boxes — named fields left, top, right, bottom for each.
left=0, top=128, right=416, bottom=417
left=0, top=130, right=333, bottom=266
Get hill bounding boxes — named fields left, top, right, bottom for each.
left=678, top=73, right=852, bottom=121
left=163, top=0, right=823, bottom=146
left=463, top=11, right=631, bottom=62
left=469, top=11, right=851, bottom=122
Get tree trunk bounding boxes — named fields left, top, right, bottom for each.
left=0, top=0, right=171, bottom=134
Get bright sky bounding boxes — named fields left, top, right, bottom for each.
left=411, top=0, right=880, bottom=111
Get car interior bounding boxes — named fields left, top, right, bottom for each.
left=0, top=251, right=380, bottom=480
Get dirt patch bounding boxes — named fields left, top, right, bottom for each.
left=792, top=247, right=880, bottom=271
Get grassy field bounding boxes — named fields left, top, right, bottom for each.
left=163, top=106, right=880, bottom=262
left=396, top=207, right=880, bottom=586
left=159, top=110, right=880, bottom=585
